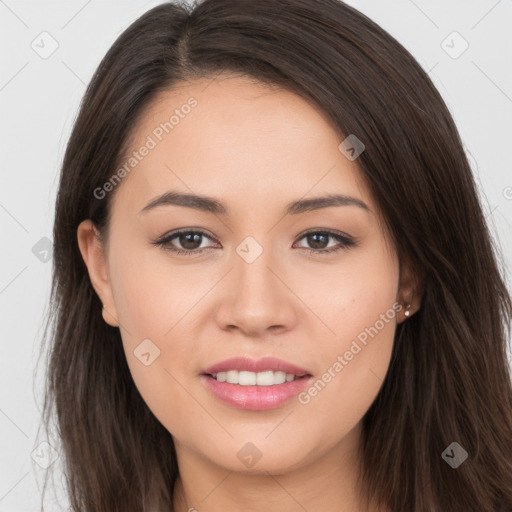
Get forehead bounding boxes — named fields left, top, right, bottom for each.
left=110, top=73, right=372, bottom=217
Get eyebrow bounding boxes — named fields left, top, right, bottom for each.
left=138, top=191, right=370, bottom=216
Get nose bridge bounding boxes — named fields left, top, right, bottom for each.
left=215, top=234, right=297, bottom=334
left=234, top=234, right=282, bottom=307
left=236, top=239, right=275, bottom=294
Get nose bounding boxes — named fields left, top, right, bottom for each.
left=214, top=243, right=298, bottom=338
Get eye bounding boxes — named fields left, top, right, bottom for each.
left=293, top=229, right=356, bottom=255
left=151, top=228, right=357, bottom=256
left=151, top=229, right=219, bottom=256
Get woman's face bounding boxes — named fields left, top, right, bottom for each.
left=79, top=73, right=410, bottom=475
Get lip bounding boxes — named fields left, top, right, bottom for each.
left=201, top=356, right=310, bottom=376
left=200, top=356, right=313, bottom=411
left=201, top=374, right=313, bottom=410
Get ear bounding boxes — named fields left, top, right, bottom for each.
left=396, top=255, right=423, bottom=324
left=77, top=219, right=119, bottom=327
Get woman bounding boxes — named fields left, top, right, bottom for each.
left=39, top=0, right=512, bottom=510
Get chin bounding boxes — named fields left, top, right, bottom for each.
left=202, top=437, right=316, bottom=475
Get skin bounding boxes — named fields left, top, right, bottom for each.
left=77, top=73, right=420, bottom=512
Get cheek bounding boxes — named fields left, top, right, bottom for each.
left=294, top=294, right=398, bottom=450
left=108, top=236, right=208, bottom=340
left=296, top=249, right=399, bottom=434
left=106, top=240, right=211, bottom=429
left=301, top=240, right=399, bottom=350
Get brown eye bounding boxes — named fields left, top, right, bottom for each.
left=176, top=232, right=204, bottom=250
left=152, top=229, right=218, bottom=256
left=152, top=228, right=356, bottom=257
left=294, top=230, right=356, bottom=255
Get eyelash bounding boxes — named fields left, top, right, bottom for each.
left=151, top=228, right=357, bottom=257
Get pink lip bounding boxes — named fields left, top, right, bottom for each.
left=202, top=356, right=310, bottom=376
left=200, top=356, right=313, bottom=411
left=201, top=375, right=313, bottom=410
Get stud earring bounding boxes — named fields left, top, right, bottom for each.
left=404, top=303, right=411, bottom=317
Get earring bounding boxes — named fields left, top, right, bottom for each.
left=404, top=303, right=411, bottom=317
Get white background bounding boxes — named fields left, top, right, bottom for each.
left=0, top=0, right=511, bottom=510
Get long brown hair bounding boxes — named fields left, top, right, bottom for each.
left=38, top=0, right=512, bottom=510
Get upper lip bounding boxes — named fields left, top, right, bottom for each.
left=202, top=356, right=311, bottom=376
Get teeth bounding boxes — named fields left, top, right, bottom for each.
left=226, top=370, right=238, bottom=384
left=212, top=370, right=299, bottom=386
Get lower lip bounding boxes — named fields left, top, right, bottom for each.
left=201, top=374, right=313, bottom=410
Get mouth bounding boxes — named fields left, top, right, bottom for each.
left=200, top=356, right=313, bottom=410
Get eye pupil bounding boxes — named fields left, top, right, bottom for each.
left=180, top=232, right=202, bottom=249
left=308, top=233, right=329, bottom=249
